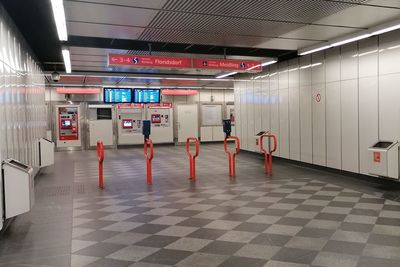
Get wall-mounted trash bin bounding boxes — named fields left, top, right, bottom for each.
left=2, top=159, right=34, bottom=219
left=39, top=138, right=55, bottom=167
left=368, top=141, right=399, bottom=179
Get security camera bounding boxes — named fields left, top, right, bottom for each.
left=51, top=71, right=60, bottom=82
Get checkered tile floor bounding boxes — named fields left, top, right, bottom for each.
left=71, top=176, right=400, bottom=267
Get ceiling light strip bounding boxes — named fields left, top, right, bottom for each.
left=50, top=0, right=68, bottom=41
left=298, top=19, right=400, bottom=56
left=62, top=48, right=72, bottom=73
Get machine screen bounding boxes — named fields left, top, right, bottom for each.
left=122, top=119, right=133, bottom=128
left=104, top=88, right=132, bottom=103
left=151, top=114, right=161, bottom=123
left=61, top=119, right=72, bottom=129
left=133, top=89, right=160, bottom=103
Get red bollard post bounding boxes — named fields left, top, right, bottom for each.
left=186, top=137, right=200, bottom=181
left=144, top=138, right=154, bottom=185
left=260, top=134, right=277, bottom=176
left=224, top=136, right=240, bottom=177
left=97, top=141, right=104, bottom=189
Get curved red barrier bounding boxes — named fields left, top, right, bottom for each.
left=144, top=139, right=154, bottom=185
left=224, top=136, right=240, bottom=177
left=260, top=134, right=277, bottom=176
left=97, top=141, right=104, bottom=189
left=186, top=137, right=200, bottom=181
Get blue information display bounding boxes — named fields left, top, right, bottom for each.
left=133, top=89, right=161, bottom=103
left=104, top=88, right=132, bottom=103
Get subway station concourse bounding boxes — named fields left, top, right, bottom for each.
left=1, top=1, right=400, bottom=266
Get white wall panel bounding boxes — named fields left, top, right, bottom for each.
left=358, top=37, right=378, bottom=78
left=379, top=73, right=400, bottom=141
left=234, top=30, right=400, bottom=179
left=224, top=91, right=234, bottom=102
left=300, top=85, right=312, bottom=163
left=199, top=90, right=212, bottom=102
left=312, top=52, right=325, bottom=84
left=270, top=89, right=280, bottom=157
left=341, top=79, right=359, bottom=173
left=300, top=55, right=312, bottom=86
left=341, top=43, right=358, bottom=80
left=312, top=83, right=326, bottom=166
left=279, top=89, right=289, bottom=158
left=288, top=58, right=299, bottom=88
left=212, top=90, right=224, bottom=102
left=254, top=81, right=262, bottom=136
left=379, top=31, right=400, bottom=76
left=246, top=81, right=255, bottom=151
left=240, top=81, right=248, bottom=150
left=326, top=82, right=341, bottom=169
left=325, top=47, right=341, bottom=82
left=261, top=79, right=270, bottom=131
left=279, top=62, right=288, bottom=89
left=359, top=76, right=378, bottom=175
left=234, top=81, right=242, bottom=140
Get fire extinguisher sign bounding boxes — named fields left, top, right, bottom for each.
left=373, top=152, right=381, bottom=163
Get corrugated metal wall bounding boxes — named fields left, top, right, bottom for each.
left=0, top=4, right=46, bottom=170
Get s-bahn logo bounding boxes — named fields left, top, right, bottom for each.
left=240, top=62, right=246, bottom=68
left=133, top=57, right=140, bottom=64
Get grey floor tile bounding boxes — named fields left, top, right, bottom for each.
left=271, top=247, right=318, bottom=264
left=235, top=244, right=280, bottom=259
left=141, top=249, right=192, bottom=265
left=134, top=235, right=180, bottom=248
left=86, top=258, right=132, bottom=267
left=106, top=245, right=159, bottom=262
left=187, top=228, right=227, bottom=240
left=322, top=240, right=365, bottom=255
left=130, top=224, right=169, bottom=234
left=103, top=232, right=150, bottom=245
left=74, top=242, right=125, bottom=258
left=175, top=252, right=228, bottom=267
left=312, top=251, right=359, bottom=267
left=165, top=237, right=212, bottom=252
left=250, top=233, right=291, bottom=246
left=200, top=240, right=244, bottom=255
left=356, top=256, right=400, bottom=267
left=219, top=256, right=267, bottom=267
left=75, top=230, right=121, bottom=242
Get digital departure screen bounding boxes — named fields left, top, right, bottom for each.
left=133, top=89, right=160, bottom=103
left=104, top=88, right=132, bottom=103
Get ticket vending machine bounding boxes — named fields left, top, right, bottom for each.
left=56, top=105, right=81, bottom=148
left=146, top=103, right=174, bottom=144
left=117, top=104, right=144, bottom=145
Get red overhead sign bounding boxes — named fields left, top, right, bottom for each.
left=108, top=54, right=263, bottom=72
left=108, top=54, right=192, bottom=68
left=193, top=58, right=262, bottom=71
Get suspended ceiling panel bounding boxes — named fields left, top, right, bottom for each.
left=254, top=38, right=319, bottom=51
left=368, top=0, right=400, bottom=8
left=152, top=0, right=369, bottom=23
left=65, top=1, right=159, bottom=27
left=67, top=21, right=143, bottom=39
left=315, top=3, right=400, bottom=28
left=281, top=25, right=359, bottom=41
left=68, top=0, right=168, bottom=9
